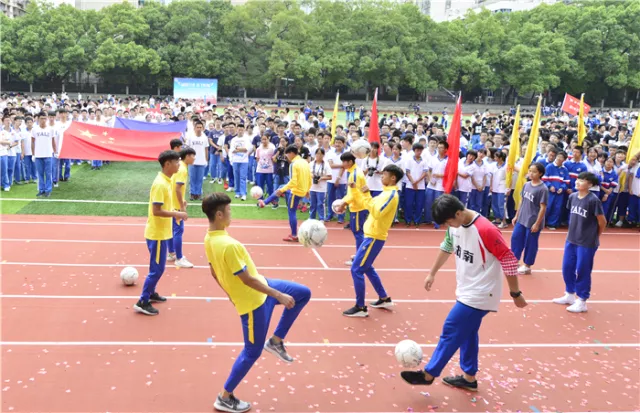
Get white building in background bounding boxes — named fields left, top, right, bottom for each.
left=405, top=0, right=558, bottom=22
left=0, top=0, right=28, bottom=17
left=74, top=0, right=137, bottom=10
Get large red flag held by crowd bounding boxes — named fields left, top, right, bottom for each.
left=368, top=88, right=380, bottom=148
left=59, top=122, right=182, bottom=162
left=442, top=94, right=462, bottom=194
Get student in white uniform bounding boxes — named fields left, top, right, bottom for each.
left=186, top=120, right=209, bottom=200
left=31, top=112, right=57, bottom=197
left=456, top=150, right=478, bottom=207
left=363, top=142, right=389, bottom=198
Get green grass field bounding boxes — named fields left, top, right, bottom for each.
left=0, top=162, right=292, bottom=220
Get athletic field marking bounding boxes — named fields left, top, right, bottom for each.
left=0, top=198, right=270, bottom=208
left=1, top=238, right=637, bottom=252
left=311, top=247, right=329, bottom=268
left=1, top=261, right=638, bottom=274
left=1, top=294, right=637, bottom=305
left=0, top=341, right=637, bottom=349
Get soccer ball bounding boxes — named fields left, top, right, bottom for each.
left=394, top=340, right=423, bottom=368
left=250, top=186, right=264, bottom=200
left=331, top=199, right=345, bottom=214
left=120, top=266, right=139, bottom=286
left=298, top=219, right=328, bottom=248
left=350, top=139, right=371, bottom=158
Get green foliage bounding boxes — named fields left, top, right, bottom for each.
left=1, top=0, right=639, bottom=101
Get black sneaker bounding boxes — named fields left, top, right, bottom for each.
left=370, top=297, right=394, bottom=309
left=442, top=375, right=478, bottom=392
left=213, top=394, right=251, bottom=413
left=401, top=370, right=434, bottom=385
left=133, top=300, right=159, bottom=316
left=263, top=337, right=294, bottom=363
left=36, top=192, right=44, bottom=197
left=342, top=305, right=368, bottom=317
left=149, top=292, right=166, bottom=303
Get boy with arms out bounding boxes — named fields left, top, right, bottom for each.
left=134, top=151, right=188, bottom=316
left=552, top=172, right=606, bottom=313
left=167, top=146, right=196, bottom=268
left=203, top=193, right=311, bottom=413
left=401, top=194, right=527, bottom=391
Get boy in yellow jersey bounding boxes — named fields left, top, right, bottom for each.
left=258, top=145, right=312, bottom=242
left=335, top=151, right=368, bottom=266
left=203, top=193, right=311, bottom=413
left=134, top=150, right=188, bottom=316
left=339, top=164, right=404, bottom=318
left=167, top=146, right=196, bottom=268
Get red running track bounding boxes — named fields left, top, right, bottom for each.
left=1, top=215, right=639, bottom=413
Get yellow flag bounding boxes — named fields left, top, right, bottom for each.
left=506, top=105, right=521, bottom=192
left=619, top=120, right=640, bottom=190
left=577, top=93, right=587, bottom=146
left=514, top=95, right=542, bottom=209
left=330, top=91, right=339, bottom=144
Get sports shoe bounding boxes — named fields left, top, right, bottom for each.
left=400, top=370, right=434, bottom=385
left=344, top=260, right=353, bottom=266
left=149, top=292, right=166, bottom=303
left=497, top=222, right=508, bottom=229
left=167, top=253, right=176, bottom=262
left=342, top=305, right=368, bottom=317
left=175, top=257, right=194, bottom=268
left=370, top=297, right=394, bottom=309
left=517, top=265, right=531, bottom=274
left=552, top=292, right=576, bottom=305
left=283, top=235, right=299, bottom=242
left=241, top=195, right=246, bottom=201
left=213, top=394, right=251, bottom=413
left=567, top=299, right=588, bottom=313
left=442, top=375, right=478, bottom=391
left=263, top=337, right=294, bottom=363
left=210, top=179, right=216, bottom=184
left=271, top=204, right=279, bottom=210
left=235, top=194, right=240, bottom=199
left=133, top=300, right=159, bottom=316
left=226, top=187, right=234, bottom=192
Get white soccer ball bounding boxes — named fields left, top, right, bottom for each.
left=120, top=266, right=139, bottom=286
left=250, top=186, right=264, bottom=200
left=331, top=199, right=346, bottom=214
left=350, top=139, right=371, bottom=158
left=298, top=219, right=328, bottom=248
left=394, top=339, right=423, bottom=368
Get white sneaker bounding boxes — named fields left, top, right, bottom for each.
left=210, top=179, right=215, bottom=184
left=615, top=220, right=623, bottom=228
left=552, top=293, right=576, bottom=305
left=345, top=260, right=353, bottom=266
left=234, top=194, right=240, bottom=199
left=54, top=183, right=59, bottom=188
left=218, top=179, right=223, bottom=184
left=241, top=195, right=246, bottom=201
left=567, top=299, right=588, bottom=313
left=226, top=188, right=234, bottom=192
left=167, top=253, right=176, bottom=262
left=517, top=265, right=531, bottom=274
left=498, top=222, right=508, bottom=229
left=175, top=257, right=194, bottom=268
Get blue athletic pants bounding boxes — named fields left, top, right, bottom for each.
left=310, top=190, right=326, bottom=221
left=189, top=164, right=206, bottom=196
left=561, top=241, right=597, bottom=301
left=351, top=238, right=389, bottom=308
left=140, top=239, right=169, bottom=302
left=510, top=222, right=541, bottom=266
left=167, top=218, right=185, bottom=259
left=350, top=210, right=369, bottom=252
left=546, top=192, right=563, bottom=227
left=264, top=191, right=301, bottom=236
left=224, top=279, right=311, bottom=392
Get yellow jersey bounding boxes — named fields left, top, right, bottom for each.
left=171, top=161, right=188, bottom=210
left=352, top=185, right=399, bottom=241
left=204, top=230, right=268, bottom=315
left=281, top=155, right=312, bottom=197
left=144, top=172, right=173, bottom=240
left=341, top=164, right=367, bottom=212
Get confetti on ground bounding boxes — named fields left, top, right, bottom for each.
left=171, top=293, right=176, bottom=297
left=530, top=406, right=541, bottom=413
left=206, top=338, right=213, bottom=343
left=594, top=339, right=611, bottom=351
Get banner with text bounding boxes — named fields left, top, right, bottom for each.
left=173, top=78, right=218, bottom=104
left=561, top=93, right=591, bottom=116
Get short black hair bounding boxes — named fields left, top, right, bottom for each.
left=412, top=143, right=424, bottom=151
left=170, top=139, right=183, bottom=150
left=340, top=151, right=356, bottom=163
left=431, top=194, right=465, bottom=225
left=284, top=145, right=298, bottom=155
left=530, top=162, right=546, bottom=176
left=577, top=171, right=599, bottom=187
left=158, top=150, right=180, bottom=167
left=202, top=192, right=232, bottom=221
left=179, top=146, right=196, bottom=160
left=383, top=164, right=404, bottom=183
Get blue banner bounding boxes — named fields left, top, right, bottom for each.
left=114, top=117, right=188, bottom=133
left=173, top=77, right=218, bottom=103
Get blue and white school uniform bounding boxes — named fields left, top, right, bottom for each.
left=489, top=162, right=507, bottom=220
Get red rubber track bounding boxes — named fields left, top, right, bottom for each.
left=1, top=215, right=639, bottom=413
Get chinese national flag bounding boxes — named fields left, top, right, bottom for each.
left=368, top=88, right=380, bottom=148
left=59, top=121, right=183, bottom=161
left=442, top=94, right=462, bottom=194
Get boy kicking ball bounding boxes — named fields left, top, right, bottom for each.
left=203, top=193, right=311, bottom=413
left=552, top=172, right=606, bottom=313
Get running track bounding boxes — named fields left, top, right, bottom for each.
left=1, top=215, right=639, bottom=413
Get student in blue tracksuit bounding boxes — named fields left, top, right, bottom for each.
left=562, top=146, right=587, bottom=225
left=543, top=151, right=569, bottom=230
left=600, top=157, right=618, bottom=221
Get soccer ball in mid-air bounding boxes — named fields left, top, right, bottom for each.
left=394, top=339, right=423, bottom=368
left=331, top=199, right=346, bottom=214
left=250, top=186, right=264, bottom=199
left=350, top=139, right=371, bottom=158
left=120, top=266, right=139, bottom=286
left=298, top=219, right=328, bottom=248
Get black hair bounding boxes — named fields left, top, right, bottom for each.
left=494, top=151, right=506, bottom=161
left=179, top=146, right=196, bottom=160
left=340, top=151, right=356, bottom=163
left=194, top=120, right=204, bottom=127
left=158, top=150, right=180, bottom=167
left=170, top=139, right=183, bottom=150
left=370, top=141, right=380, bottom=150
left=383, top=164, right=404, bottom=183
left=202, top=192, right=232, bottom=222
left=466, top=149, right=478, bottom=158
left=530, top=162, right=546, bottom=176
left=577, top=171, right=599, bottom=187
left=315, top=147, right=326, bottom=156
left=437, top=140, right=449, bottom=149
left=284, top=145, right=298, bottom=155
left=574, top=145, right=584, bottom=155
left=412, top=143, right=424, bottom=151
left=431, top=194, right=465, bottom=225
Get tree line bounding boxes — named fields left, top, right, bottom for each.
left=1, top=0, right=639, bottom=103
